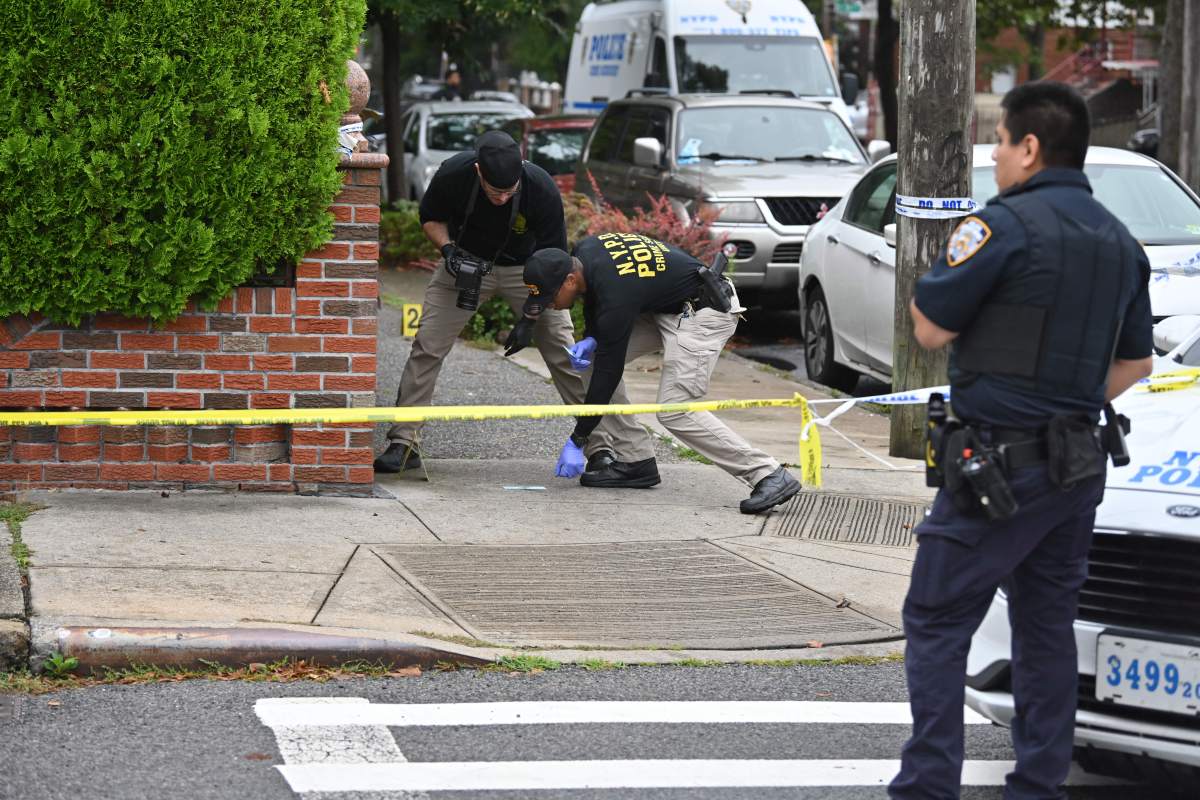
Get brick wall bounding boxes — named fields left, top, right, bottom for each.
left=0, top=152, right=387, bottom=496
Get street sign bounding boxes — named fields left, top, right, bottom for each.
left=835, top=0, right=878, bottom=21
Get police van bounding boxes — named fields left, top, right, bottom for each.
left=563, top=0, right=856, bottom=125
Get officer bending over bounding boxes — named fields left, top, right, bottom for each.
left=521, top=233, right=800, bottom=514
left=889, top=82, right=1153, bottom=800
left=374, top=131, right=642, bottom=473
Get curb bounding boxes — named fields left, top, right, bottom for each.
left=32, top=623, right=491, bottom=675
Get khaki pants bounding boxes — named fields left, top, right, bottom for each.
left=612, top=307, right=778, bottom=487
left=387, top=264, right=646, bottom=458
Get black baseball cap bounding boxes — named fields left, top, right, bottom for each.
left=475, top=130, right=523, bottom=188
left=523, top=248, right=574, bottom=311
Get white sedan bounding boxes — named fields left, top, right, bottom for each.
left=798, top=145, right=1200, bottom=390
left=965, top=318, right=1200, bottom=783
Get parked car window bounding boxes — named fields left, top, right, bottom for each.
left=587, top=107, right=628, bottom=162
left=973, top=164, right=1200, bottom=246
left=427, top=113, right=524, bottom=152
left=674, top=36, right=838, bottom=98
left=403, top=113, right=420, bottom=154
left=528, top=128, right=590, bottom=176
left=676, top=106, right=864, bottom=165
left=844, top=164, right=897, bottom=233
left=617, top=108, right=670, bottom=163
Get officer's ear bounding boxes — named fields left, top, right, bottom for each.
left=1020, top=133, right=1043, bottom=171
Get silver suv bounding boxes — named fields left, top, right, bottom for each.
left=576, top=93, right=889, bottom=309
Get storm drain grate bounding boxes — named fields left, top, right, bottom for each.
left=766, top=492, right=926, bottom=547
left=374, top=541, right=896, bottom=648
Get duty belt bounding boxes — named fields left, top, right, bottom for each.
left=986, top=427, right=1049, bottom=469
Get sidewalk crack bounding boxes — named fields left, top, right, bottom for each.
left=309, top=545, right=358, bottom=625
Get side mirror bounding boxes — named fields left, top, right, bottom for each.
left=867, top=140, right=892, bottom=163
left=633, top=137, right=664, bottom=168
left=840, top=72, right=860, bottom=106
left=884, top=223, right=897, bottom=248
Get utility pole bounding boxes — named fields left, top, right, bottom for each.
left=890, top=0, right=976, bottom=459
left=1160, top=0, right=1183, bottom=174
left=1182, top=0, right=1200, bottom=191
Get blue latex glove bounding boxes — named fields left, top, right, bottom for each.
left=555, top=437, right=586, bottom=478
left=567, top=337, right=597, bottom=371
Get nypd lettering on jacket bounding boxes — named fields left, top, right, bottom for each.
left=1127, top=450, right=1200, bottom=489
left=597, top=232, right=671, bottom=278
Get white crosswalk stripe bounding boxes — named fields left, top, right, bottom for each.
left=255, top=698, right=1122, bottom=795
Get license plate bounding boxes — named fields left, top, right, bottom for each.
left=1095, top=634, right=1200, bottom=716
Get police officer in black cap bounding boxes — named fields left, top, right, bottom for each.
left=890, top=82, right=1153, bottom=799
left=374, top=131, right=643, bottom=473
left=521, top=234, right=800, bottom=512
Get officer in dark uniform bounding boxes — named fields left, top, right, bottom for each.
left=521, top=234, right=800, bottom=512
left=890, top=82, right=1153, bottom=799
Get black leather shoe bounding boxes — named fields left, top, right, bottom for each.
left=373, top=442, right=422, bottom=473
left=580, top=457, right=661, bottom=489
left=740, top=466, right=800, bottom=514
left=585, top=449, right=616, bottom=473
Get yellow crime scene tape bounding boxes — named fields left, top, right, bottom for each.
left=0, top=395, right=826, bottom=487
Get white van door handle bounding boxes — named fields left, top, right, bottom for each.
left=868, top=252, right=883, bottom=266
left=826, top=235, right=839, bottom=246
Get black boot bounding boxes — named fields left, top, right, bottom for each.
left=585, top=449, right=616, bottom=473
left=740, top=466, right=800, bottom=514
left=580, top=457, right=661, bottom=489
left=373, top=442, right=422, bottom=473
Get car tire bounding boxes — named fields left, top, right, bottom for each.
left=803, top=285, right=859, bottom=393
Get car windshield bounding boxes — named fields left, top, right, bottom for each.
left=427, top=113, right=524, bottom=152
left=527, top=128, right=588, bottom=176
left=674, top=36, right=838, bottom=99
left=973, top=164, right=1200, bottom=245
left=676, top=106, right=864, bottom=165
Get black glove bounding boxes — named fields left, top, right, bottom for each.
left=504, top=316, right=536, bottom=357
left=441, top=242, right=459, bottom=276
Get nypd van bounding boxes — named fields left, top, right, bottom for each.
left=563, top=0, right=856, bottom=125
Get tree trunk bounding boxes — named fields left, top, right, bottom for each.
left=1023, top=24, right=1045, bottom=82
left=1182, top=0, right=1200, bottom=191
left=380, top=10, right=406, bottom=206
left=890, top=0, right=976, bottom=459
left=875, top=0, right=899, bottom=148
left=1160, top=0, right=1183, bottom=173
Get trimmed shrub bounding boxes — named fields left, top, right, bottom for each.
left=381, top=201, right=439, bottom=267
left=579, top=174, right=728, bottom=263
left=0, top=0, right=366, bottom=324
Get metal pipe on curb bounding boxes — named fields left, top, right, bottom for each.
left=41, top=626, right=491, bottom=675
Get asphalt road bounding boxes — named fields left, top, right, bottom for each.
left=0, top=663, right=1154, bottom=800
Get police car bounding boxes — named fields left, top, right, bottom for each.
left=965, top=318, right=1200, bottom=784
left=798, top=145, right=1200, bottom=391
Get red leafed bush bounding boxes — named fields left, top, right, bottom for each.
left=579, top=172, right=728, bottom=263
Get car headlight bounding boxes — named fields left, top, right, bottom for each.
left=699, top=200, right=765, bottom=225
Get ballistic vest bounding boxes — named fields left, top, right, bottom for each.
left=949, top=190, right=1133, bottom=406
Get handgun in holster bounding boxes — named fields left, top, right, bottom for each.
left=1101, top=402, right=1131, bottom=467
left=697, top=249, right=735, bottom=314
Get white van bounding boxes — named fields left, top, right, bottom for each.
left=563, top=0, right=856, bottom=125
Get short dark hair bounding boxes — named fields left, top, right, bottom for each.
left=1000, top=81, right=1090, bottom=169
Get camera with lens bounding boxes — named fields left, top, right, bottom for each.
left=450, top=250, right=493, bottom=311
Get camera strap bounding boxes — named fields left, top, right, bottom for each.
left=464, top=166, right=524, bottom=265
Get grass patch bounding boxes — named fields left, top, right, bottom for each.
left=408, top=630, right=501, bottom=649
left=741, top=653, right=905, bottom=668
left=0, top=657, right=426, bottom=696
left=1, top=500, right=41, bottom=570
left=380, top=292, right=410, bottom=310
left=491, top=654, right=561, bottom=673
left=673, top=446, right=714, bottom=465
left=577, top=658, right=627, bottom=671
left=672, top=657, right=724, bottom=667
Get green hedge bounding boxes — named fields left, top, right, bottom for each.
left=0, top=0, right=366, bottom=324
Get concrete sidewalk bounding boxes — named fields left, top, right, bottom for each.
left=0, top=268, right=931, bottom=673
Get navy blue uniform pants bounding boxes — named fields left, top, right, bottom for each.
left=889, top=467, right=1105, bottom=800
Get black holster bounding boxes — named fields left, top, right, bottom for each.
left=1046, top=415, right=1107, bottom=490
left=942, top=427, right=1019, bottom=521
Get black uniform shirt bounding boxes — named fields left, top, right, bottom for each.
left=914, top=168, right=1153, bottom=427
left=571, top=233, right=704, bottom=439
left=419, top=151, right=567, bottom=266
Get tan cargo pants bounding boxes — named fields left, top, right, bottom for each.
left=610, top=306, right=779, bottom=487
left=387, top=264, right=646, bottom=458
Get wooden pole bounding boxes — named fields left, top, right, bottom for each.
left=890, top=0, right=976, bottom=459
left=1159, top=0, right=1183, bottom=174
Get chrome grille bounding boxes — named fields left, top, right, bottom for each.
left=1077, top=531, right=1200, bottom=638
left=764, top=197, right=838, bottom=227
left=772, top=243, right=804, bottom=263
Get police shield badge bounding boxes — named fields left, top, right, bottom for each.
left=946, top=216, right=992, bottom=267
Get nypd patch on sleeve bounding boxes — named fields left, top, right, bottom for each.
left=946, top=216, right=992, bottom=267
